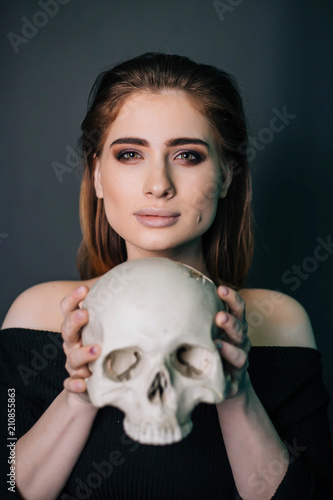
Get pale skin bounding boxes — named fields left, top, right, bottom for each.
left=2, top=91, right=316, bottom=500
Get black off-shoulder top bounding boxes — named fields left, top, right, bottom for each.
left=1, top=328, right=333, bottom=499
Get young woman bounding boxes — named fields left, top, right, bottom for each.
left=1, top=53, right=333, bottom=499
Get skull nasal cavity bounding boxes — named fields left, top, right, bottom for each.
left=148, top=372, right=168, bottom=404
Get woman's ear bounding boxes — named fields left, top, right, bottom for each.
left=94, top=159, right=104, bottom=199
left=219, top=163, right=233, bottom=199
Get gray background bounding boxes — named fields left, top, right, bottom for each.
left=1, top=0, right=332, bottom=433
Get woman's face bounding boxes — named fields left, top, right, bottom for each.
left=94, top=90, right=230, bottom=263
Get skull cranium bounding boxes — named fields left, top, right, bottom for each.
left=82, top=258, right=227, bottom=445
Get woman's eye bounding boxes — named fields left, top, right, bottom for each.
left=117, top=151, right=142, bottom=160
left=116, top=150, right=202, bottom=163
left=175, top=151, right=202, bottom=164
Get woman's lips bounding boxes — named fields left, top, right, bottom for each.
left=134, top=208, right=180, bottom=227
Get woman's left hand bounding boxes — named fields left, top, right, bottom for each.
left=214, top=286, right=251, bottom=400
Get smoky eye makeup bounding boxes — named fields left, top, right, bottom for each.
left=174, top=150, right=205, bottom=164
left=116, top=150, right=143, bottom=161
left=114, top=149, right=205, bottom=165
left=109, top=137, right=211, bottom=165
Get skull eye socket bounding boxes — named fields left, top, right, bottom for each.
left=104, top=348, right=142, bottom=382
left=174, top=344, right=213, bottom=379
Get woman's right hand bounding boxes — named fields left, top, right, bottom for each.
left=60, top=285, right=101, bottom=397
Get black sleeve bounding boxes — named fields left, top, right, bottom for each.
left=0, top=329, right=66, bottom=500
left=248, top=346, right=333, bottom=499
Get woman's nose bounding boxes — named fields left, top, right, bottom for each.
left=143, top=163, right=175, bottom=199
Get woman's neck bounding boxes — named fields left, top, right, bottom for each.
left=125, top=242, right=209, bottom=277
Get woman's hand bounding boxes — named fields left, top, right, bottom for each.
left=214, top=286, right=251, bottom=400
left=60, top=285, right=101, bottom=399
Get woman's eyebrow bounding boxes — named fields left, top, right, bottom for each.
left=110, top=137, right=210, bottom=150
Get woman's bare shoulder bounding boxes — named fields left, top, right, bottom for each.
left=1, top=277, right=99, bottom=333
left=238, top=288, right=317, bottom=349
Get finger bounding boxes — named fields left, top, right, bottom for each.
left=60, top=285, right=89, bottom=320
left=62, top=308, right=89, bottom=348
left=227, top=380, right=239, bottom=398
left=217, top=286, right=246, bottom=320
left=64, top=376, right=87, bottom=394
left=67, top=344, right=101, bottom=371
left=65, top=364, right=92, bottom=380
left=215, top=340, right=248, bottom=370
left=216, top=311, right=244, bottom=344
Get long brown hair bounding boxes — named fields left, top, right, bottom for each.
left=76, top=52, right=253, bottom=288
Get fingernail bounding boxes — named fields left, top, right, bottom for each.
left=77, top=286, right=85, bottom=295
left=75, top=380, right=85, bottom=391
left=215, top=339, right=223, bottom=349
left=218, top=311, right=228, bottom=324
left=89, top=345, right=97, bottom=355
left=219, top=286, right=229, bottom=296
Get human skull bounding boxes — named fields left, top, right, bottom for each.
left=82, top=258, right=227, bottom=445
